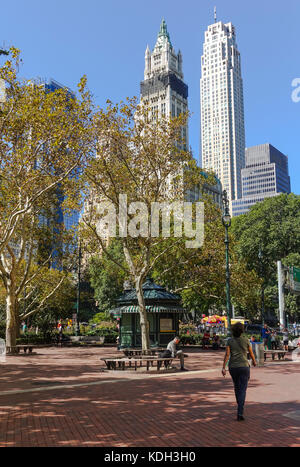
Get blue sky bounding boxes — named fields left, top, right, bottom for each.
left=1, top=0, right=299, bottom=194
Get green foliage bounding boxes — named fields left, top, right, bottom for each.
left=232, top=193, right=300, bottom=279
left=89, top=312, right=112, bottom=324
left=152, top=198, right=261, bottom=319
left=16, top=335, right=53, bottom=345
left=0, top=48, right=94, bottom=348
left=232, top=193, right=300, bottom=320
left=85, top=327, right=118, bottom=343
left=285, top=293, right=300, bottom=316
left=282, top=253, right=300, bottom=269
left=0, top=320, right=5, bottom=339
left=88, top=239, right=126, bottom=314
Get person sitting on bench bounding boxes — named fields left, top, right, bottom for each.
left=202, top=330, right=210, bottom=349
left=160, top=336, right=187, bottom=371
left=212, top=333, right=220, bottom=350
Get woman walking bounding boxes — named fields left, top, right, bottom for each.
left=222, top=322, right=256, bottom=421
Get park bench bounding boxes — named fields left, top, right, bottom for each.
left=201, top=340, right=225, bottom=350
left=15, top=344, right=51, bottom=354
left=120, top=348, right=164, bottom=357
left=120, top=348, right=189, bottom=358
left=101, top=356, right=174, bottom=371
left=53, top=335, right=72, bottom=347
left=264, top=350, right=287, bottom=361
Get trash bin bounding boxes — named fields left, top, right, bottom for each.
left=255, top=343, right=264, bottom=366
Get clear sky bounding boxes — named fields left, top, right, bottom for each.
left=1, top=0, right=299, bottom=194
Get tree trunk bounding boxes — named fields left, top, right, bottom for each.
left=135, top=278, right=150, bottom=351
left=5, top=281, right=19, bottom=354
left=15, top=313, right=21, bottom=339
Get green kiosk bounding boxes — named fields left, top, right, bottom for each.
left=110, top=278, right=185, bottom=348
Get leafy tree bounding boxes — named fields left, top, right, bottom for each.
left=88, top=239, right=125, bottom=315
left=232, top=193, right=300, bottom=320
left=82, top=98, right=210, bottom=350
left=0, top=48, right=94, bottom=350
left=153, top=198, right=261, bottom=319
left=232, top=194, right=300, bottom=276
left=25, top=272, right=76, bottom=338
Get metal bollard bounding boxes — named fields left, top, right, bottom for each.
left=255, top=343, right=264, bottom=367
left=0, top=339, right=6, bottom=362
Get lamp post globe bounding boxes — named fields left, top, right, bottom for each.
left=222, top=213, right=231, bottom=227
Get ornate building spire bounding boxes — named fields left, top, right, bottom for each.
left=155, top=18, right=172, bottom=49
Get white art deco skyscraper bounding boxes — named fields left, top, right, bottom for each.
left=200, top=20, right=245, bottom=204
left=140, top=19, right=188, bottom=150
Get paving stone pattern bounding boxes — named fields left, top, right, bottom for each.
left=0, top=347, right=299, bottom=447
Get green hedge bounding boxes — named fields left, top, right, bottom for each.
left=16, top=335, right=53, bottom=345
left=179, top=333, right=204, bottom=346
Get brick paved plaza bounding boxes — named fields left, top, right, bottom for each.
left=0, top=346, right=299, bottom=447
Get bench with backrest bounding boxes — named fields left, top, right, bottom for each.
left=201, top=339, right=225, bottom=350
left=15, top=344, right=52, bottom=354
left=53, top=335, right=72, bottom=347
left=121, top=348, right=189, bottom=358
left=121, top=348, right=164, bottom=357
left=101, top=356, right=174, bottom=371
left=264, top=349, right=287, bottom=361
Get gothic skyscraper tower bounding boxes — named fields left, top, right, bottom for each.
left=140, top=19, right=188, bottom=149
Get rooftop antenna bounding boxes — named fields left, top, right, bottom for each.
left=214, top=6, right=217, bottom=23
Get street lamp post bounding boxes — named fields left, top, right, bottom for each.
left=258, top=248, right=265, bottom=325
left=222, top=190, right=232, bottom=337
left=75, top=240, right=82, bottom=336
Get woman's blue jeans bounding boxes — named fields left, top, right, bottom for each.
left=229, top=367, right=250, bottom=416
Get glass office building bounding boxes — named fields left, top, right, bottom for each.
left=232, top=143, right=291, bottom=216
left=42, top=79, right=79, bottom=268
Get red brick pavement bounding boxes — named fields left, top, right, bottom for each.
left=0, top=346, right=299, bottom=447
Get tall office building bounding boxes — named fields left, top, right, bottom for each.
left=200, top=20, right=245, bottom=205
left=140, top=19, right=188, bottom=149
left=231, top=143, right=291, bottom=216
left=42, top=79, right=79, bottom=268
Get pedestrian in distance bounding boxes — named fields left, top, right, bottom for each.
left=249, top=335, right=257, bottom=357
left=261, top=324, right=270, bottom=350
left=222, top=322, right=256, bottom=421
left=283, top=328, right=289, bottom=351
left=270, top=331, right=277, bottom=350
left=293, top=322, right=297, bottom=337
left=202, top=330, right=210, bottom=349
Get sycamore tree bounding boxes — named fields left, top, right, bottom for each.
left=89, top=239, right=126, bottom=315
left=0, top=48, right=94, bottom=350
left=23, top=269, right=76, bottom=338
left=152, top=197, right=225, bottom=306
left=82, top=97, right=209, bottom=350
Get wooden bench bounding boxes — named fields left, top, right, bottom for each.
left=121, top=348, right=189, bottom=358
left=121, top=348, right=164, bottom=357
left=264, top=350, right=287, bottom=361
left=201, top=342, right=225, bottom=350
left=15, top=344, right=51, bottom=354
left=53, top=335, right=72, bottom=347
left=101, top=356, right=174, bottom=371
